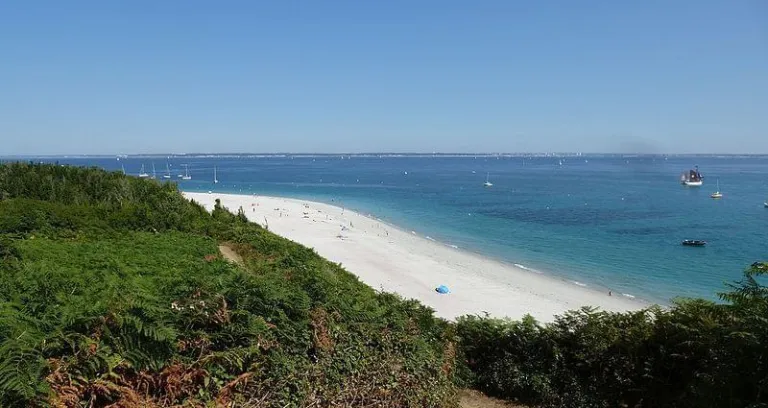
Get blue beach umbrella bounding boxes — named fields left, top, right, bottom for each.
left=435, top=285, right=450, bottom=294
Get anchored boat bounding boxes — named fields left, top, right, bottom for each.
left=680, top=166, right=703, bottom=186
left=138, top=164, right=150, bottom=178
left=483, top=172, right=493, bottom=187
left=710, top=179, right=722, bottom=199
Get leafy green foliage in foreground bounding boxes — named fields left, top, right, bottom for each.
left=457, top=263, right=768, bottom=408
left=0, top=163, right=456, bottom=407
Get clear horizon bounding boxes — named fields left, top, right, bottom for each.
left=5, top=151, right=768, bottom=158
left=2, top=1, right=766, bottom=155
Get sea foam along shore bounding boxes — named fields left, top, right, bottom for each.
left=184, top=192, right=648, bottom=322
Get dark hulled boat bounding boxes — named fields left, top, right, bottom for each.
left=680, top=165, right=703, bottom=186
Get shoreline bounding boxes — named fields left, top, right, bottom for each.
left=184, top=192, right=649, bottom=322
left=328, top=202, right=649, bottom=304
left=336, top=202, right=646, bottom=303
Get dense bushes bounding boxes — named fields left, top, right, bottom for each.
left=0, top=163, right=456, bottom=407
left=457, top=265, right=768, bottom=408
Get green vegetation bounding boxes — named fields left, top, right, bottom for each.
left=0, top=163, right=455, bottom=407
left=456, top=281, right=768, bottom=408
left=1, top=163, right=766, bottom=407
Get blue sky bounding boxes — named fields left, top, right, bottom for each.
left=1, top=1, right=766, bottom=154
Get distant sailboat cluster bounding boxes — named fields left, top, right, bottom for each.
left=122, top=159, right=765, bottom=210
left=127, top=162, right=222, bottom=184
left=144, top=163, right=218, bottom=184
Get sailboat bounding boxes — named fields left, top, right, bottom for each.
left=121, top=164, right=126, bottom=175
left=150, top=163, right=157, bottom=179
left=710, top=179, right=722, bottom=199
left=483, top=172, right=493, bottom=187
left=163, top=163, right=171, bottom=179
left=138, top=164, right=150, bottom=178
left=181, top=164, right=192, bottom=180
left=213, top=166, right=219, bottom=184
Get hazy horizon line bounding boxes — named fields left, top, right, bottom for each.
left=3, top=152, right=768, bottom=158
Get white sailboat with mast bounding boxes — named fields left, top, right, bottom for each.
left=483, top=172, right=493, bottom=187
left=151, top=163, right=157, bottom=179
left=163, top=163, right=171, bottom=179
left=213, top=166, right=219, bottom=184
left=710, top=179, right=722, bottom=199
left=181, top=164, right=191, bottom=180
left=138, top=164, right=149, bottom=178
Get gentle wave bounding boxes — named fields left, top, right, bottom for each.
left=448, top=244, right=459, bottom=249
left=622, top=293, right=636, bottom=299
left=571, top=281, right=588, bottom=287
left=514, top=263, right=542, bottom=274
left=425, top=236, right=436, bottom=242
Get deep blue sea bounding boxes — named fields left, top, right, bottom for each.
left=14, top=155, right=768, bottom=304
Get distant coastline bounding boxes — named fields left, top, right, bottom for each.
left=6, top=152, right=768, bottom=159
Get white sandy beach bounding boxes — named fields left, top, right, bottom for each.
left=184, top=192, right=647, bottom=322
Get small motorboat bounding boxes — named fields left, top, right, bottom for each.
left=682, top=240, right=707, bottom=247
left=764, top=202, right=768, bottom=208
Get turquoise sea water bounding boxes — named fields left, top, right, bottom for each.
left=18, top=155, right=768, bottom=304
